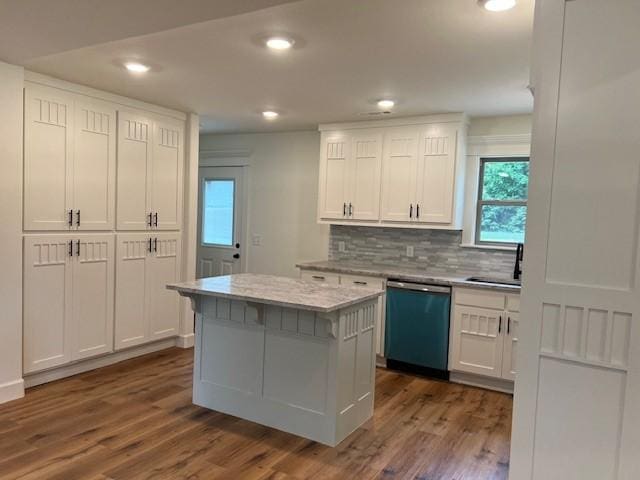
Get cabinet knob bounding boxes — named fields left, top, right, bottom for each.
left=233, top=253, right=240, bottom=259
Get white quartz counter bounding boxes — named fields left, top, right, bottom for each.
left=167, top=273, right=383, bottom=313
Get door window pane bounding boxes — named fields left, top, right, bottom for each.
left=478, top=205, right=527, bottom=244
left=202, top=179, right=234, bottom=246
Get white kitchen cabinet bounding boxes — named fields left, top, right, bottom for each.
left=317, top=131, right=382, bottom=221
left=380, top=127, right=419, bottom=222
left=115, top=233, right=181, bottom=349
left=449, top=287, right=520, bottom=381
left=299, top=269, right=386, bottom=356
left=23, top=234, right=114, bottom=373
left=116, top=111, right=184, bottom=231
left=414, top=124, right=457, bottom=224
left=318, top=115, right=466, bottom=229
left=24, top=83, right=116, bottom=231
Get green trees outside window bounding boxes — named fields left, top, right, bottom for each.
left=476, top=158, right=529, bottom=245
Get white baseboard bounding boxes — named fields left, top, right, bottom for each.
left=449, top=371, right=514, bottom=394
left=0, top=378, right=25, bottom=404
left=24, top=338, right=180, bottom=388
left=176, top=333, right=195, bottom=348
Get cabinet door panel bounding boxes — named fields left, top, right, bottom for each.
left=151, top=120, right=183, bottom=230
left=24, top=84, right=74, bottom=231
left=502, top=311, right=519, bottom=381
left=23, top=236, right=73, bottom=373
left=415, top=126, right=457, bottom=224
left=380, top=128, right=418, bottom=222
left=117, top=111, right=152, bottom=230
left=450, top=305, right=504, bottom=378
left=147, top=234, right=181, bottom=340
left=71, top=235, right=114, bottom=360
left=74, top=99, right=116, bottom=230
left=115, top=234, right=149, bottom=349
left=350, top=133, right=382, bottom=221
left=318, top=134, right=350, bottom=220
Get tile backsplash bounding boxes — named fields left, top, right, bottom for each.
left=329, top=225, right=517, bottom=278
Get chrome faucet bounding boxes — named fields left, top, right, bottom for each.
left=514, top=243, right=524, bottom=280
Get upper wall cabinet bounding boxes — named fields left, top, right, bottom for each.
left=116, top=110, right=184, bottom=231
left=24, top=83, right=116, bottom=231
left=317, top=130, right=382, bottom=221
left=317, top=115, right=467, bottom=230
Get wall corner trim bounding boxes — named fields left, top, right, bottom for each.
left=176, top=333, right=195, bottom=349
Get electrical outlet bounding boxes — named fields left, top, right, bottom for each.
left=406, top=245, right=414, bottom=257
left=338, top=241, right=346, bottom=253
left=252, top=234, right=262, bottom=246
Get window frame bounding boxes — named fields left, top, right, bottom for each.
left=200, top=177, right=236, bottom=248
left=475, top=156, right=530, bottom=247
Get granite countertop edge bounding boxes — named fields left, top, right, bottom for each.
left=296, top=261, right=521, bottom=293
left=167, top=280, right=383, bottom=314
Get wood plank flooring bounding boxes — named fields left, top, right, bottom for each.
left=0, top=348, right=512, bottom=479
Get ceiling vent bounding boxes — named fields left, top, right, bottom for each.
left=359, top=110, right=393, bottom=116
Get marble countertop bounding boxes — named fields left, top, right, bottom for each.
left=167, top=273, right=384, bottom=313
left=296, top=260, right=521, bottom=293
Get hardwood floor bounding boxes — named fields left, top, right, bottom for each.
left=0, top=348, right=512, bottom=479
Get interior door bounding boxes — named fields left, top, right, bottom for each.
left=23, top=235, right=73, bottom=373
left=380, top=127, right=419, bottom=222
left=71, top=234, right=114, bottom=360
left=349, top=131, right=382, bottom=221
left=317, top=133, right=350, bottom=220
left=414, top=125, right=457, bottom=224
left=147, top=233, right=181, bottom=340
left=450, top=306, right=504, bottom=378
left=73, top=98, right=116, bottom=231
left=23, top=83, right=74, bottom=231
left=197, top=167, right=245, bottom=278
left=116, top=110, right=152, bottom=230
left=151, top=118, right=183, bottom=230
left=115, top=234, right=149, bottom=350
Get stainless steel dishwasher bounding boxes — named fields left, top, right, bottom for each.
left=385, top=280, right=451, bottom=379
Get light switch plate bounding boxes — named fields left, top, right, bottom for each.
left=252, top=234, right=262, bottom=246
left=406, top=245, right=414, bottom=257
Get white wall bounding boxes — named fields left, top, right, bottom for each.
left=468, top=114, right=532, bottom=136
left=0, top=61, right=24, bottom=403
left=199, top=131, right=329, bottom=278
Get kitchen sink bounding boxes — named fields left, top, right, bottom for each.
left=465, top=276, right=521, bottom=287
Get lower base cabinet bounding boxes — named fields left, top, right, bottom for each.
left=449, top=287, right=520, bottom=381
left=115, top=233, right=182, bottom=349
left=23, top=234, right=115, bottom=374
left=300, top=269, right=386, bottom=356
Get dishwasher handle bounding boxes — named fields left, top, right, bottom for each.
left=387, top=280, right=451, bottom=294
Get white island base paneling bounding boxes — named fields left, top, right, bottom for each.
left=193, top=296, right=377, bottom=447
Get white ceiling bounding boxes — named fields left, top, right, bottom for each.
left=5, top=0, right=535, bottom=133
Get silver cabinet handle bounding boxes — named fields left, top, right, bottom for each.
left=343, top=203, right=347, bottom=216
left=311, top=275, right=325, bottom=280
left=147, top=212, right=153, bottom=227
left=508, top=317, right=511, bottom=335
left=353, top=281, right=367, bottom=285
left=68, top=240, right=73, bottom=257
left=498, top=315, right=502, bottom=334
left=68, top=209, right=73, bottom=227
left=409, top=204, right=413, bottom=219
left=153, top=212, right=158, bottom=227
left=153, top=237, right=158, bottom=252
left=76, top=210, right=81, bottom=227
left=349, top=203, right=353, bottom=216
left=75, top=239, right=80, bottom=257
left=148, top=238, right=153, bottom=253
left=416, top=204, right=420, bottom=219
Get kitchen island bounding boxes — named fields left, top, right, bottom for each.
left=167, top=273, right=383, bottom=446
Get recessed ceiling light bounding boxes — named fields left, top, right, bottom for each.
left=377, top=99, right=395, bottom=109
left=479, top=0, right=516, bottom=12
left=265, top=37, right=294, bottom=50
left=124, top=62, right=150, bottom=73
left=262, top=111, right=279, bottom=119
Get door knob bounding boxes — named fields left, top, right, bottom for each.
left=233, top=253, right=240, bottom=259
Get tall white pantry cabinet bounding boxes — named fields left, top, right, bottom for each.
left=22, top=79, right=185, bottom=375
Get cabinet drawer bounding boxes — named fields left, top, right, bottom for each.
left=454, top=288, right=506, bottom=311
left=300, top=270, right=340, bottom=285
left=340, top=274, right=385, bottom=289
